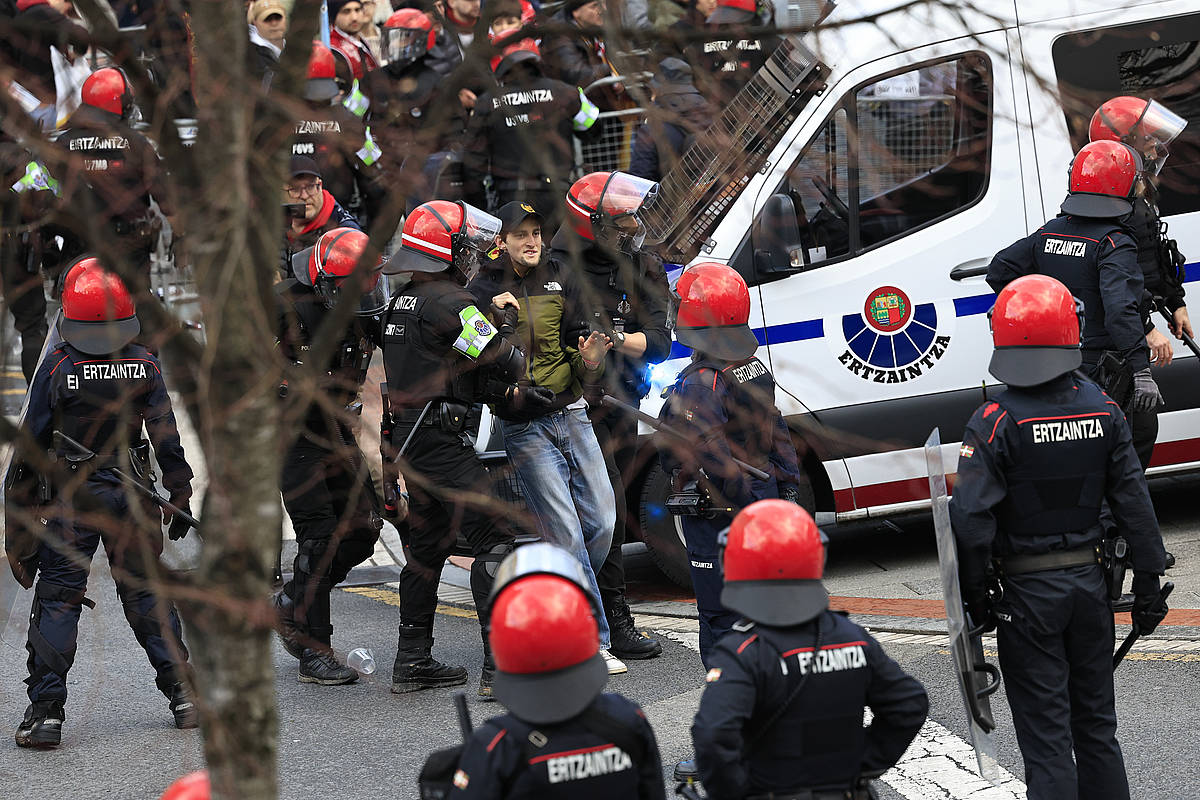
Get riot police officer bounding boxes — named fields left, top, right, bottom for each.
left=1090, top=96, right=1191, bottom=468
left=13, top=258, right=197, bottom=748
left=380, top=200, right=528, bottom=696
left=691, top=500, right=928, bottom=799
left=656, top=262, right=802, bottom=664
left=551, top=171, right=672, bottom=661
left=987, top=140, right=1160, bottom=466
left=293, top=43, right=387, bottom=232
left=463, top=39, right=599, bottom=233
left=950, top=275, right=1168, bottom=800
left=273, top=227, right=388, bottom=685
left=448, top=544, right=665, bottom=799
left=0, top=134, right=56, bottom=383
left=54, top=68, right=169, bottom=293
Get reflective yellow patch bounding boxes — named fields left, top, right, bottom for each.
left=520, top=203, right=535, bottom=213
left=705, top=667, right=722, bottom=683
left=453, top=769, right=469, bottom=789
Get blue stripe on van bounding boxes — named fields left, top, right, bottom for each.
left=663, top=260, right=1200, bottom=359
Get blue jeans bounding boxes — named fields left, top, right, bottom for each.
left=501, top=407, right=615, bottom=648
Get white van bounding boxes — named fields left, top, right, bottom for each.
left=481, top=0, right=1200, bottom=584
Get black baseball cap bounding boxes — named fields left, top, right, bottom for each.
left=496, top=201, right=544, bottom=235
left=289, top=155, right=322, bottom=180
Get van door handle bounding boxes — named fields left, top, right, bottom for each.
left=950, top=258, right=990, bottom=281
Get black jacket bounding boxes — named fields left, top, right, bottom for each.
left=950, top=375, right=1167, bottom=603
left=463, top=71, right=584, bottom=205
left=9, top=1, right=91, bottom=104
left=550, top=227, right=672, bottom=401
left=692, top=613, right=928, bottom=797
left=628, top=87, right=711, bottom=181
left=542, top=11, right=618, bottom=107
left=987, top=213, right=1150, bottom=373
left=451, top=693, right=666, bottom=799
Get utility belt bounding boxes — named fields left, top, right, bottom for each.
left=109, top=214, right=160, bottom=245
left=993, top=542, right=1102, bottom=577
left=748, top=784, right=875, bottom=800
left=55, top=437, right=153, bottom=482
left=396, top=400, right=469, bottom=434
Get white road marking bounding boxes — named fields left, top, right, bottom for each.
left=647, top=614, right=1027, bottom=799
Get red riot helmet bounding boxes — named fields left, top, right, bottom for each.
left=290, top=227, right=388, bottom=314
left=565, top=171, right=659, bottom=251
left=988, top=274, right=1083, bottom=387
left=306, top=42, right=342, bottom=102
left=491, top=38, right=541, bottom=79
left=160, top=771, right=210, bottom=800
left=1060, top=140, right=1140, bottom=218
left=59, top=258, right=140, bottom=355
left=383, top=10, right=436, bottom=68
left=674, top=262, right=758, bottom=360
left=385, top=200, right=501, bottom=284
left=487, top=543, right=606, bottom=724
left=80, top=68, right=134, bottom=120
left=720, top=500, right=829, bottom=626
left=1089, top=96, right=1187, bottom=175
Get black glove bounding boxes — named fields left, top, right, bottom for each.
left=964, top=591, right=996, bottom=634
left=513, top=385, right=555, bottom=410
left=1132, top=592, right=1168, bottom=635
left=1131, top=368, right=1163, bottom=412
left=778, top=484, right=801, bottom=505
left=165, top=491, right=194, bottom=541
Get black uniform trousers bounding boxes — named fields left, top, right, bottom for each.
left=995, top=564, right=1129, bottom=800
left=684, top=474, right=777, bottom=666
left=589, top=395, right=640, bottom=613
left=396, top=425, right=516, bottom=633
left=1082, top=358, right=1158, bottom=470
left=26, top=475, right=188, bottom=703
left=0, top=235, right=47, bottom=383
left=281, top=434, right=381, bottom=644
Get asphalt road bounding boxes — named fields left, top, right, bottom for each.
left=2, top=524, right=1198, bottom=800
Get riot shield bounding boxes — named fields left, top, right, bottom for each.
left=925, top=427, right=1002, bottom=784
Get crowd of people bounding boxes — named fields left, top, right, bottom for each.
left=0, top=2, right=1186, bottom=799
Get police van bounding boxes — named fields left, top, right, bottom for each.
left=585, top=0, right=1200, bottom=585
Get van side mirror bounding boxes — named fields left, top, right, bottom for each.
left=752, top=193, right=806, bottom=274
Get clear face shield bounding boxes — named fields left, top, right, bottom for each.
left=450, top=201, right=502, bottom=283
left=384, top=26, right=430, bottom=65
left=1132, top=100, right=1188, bottom=175
left=598, top=172, right=660, bottom=251
left=488, top=542, right=599, bottom=616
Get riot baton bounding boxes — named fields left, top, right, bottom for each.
left=52, top=431, right=201, bottom=530
left=1113, top=581, right=1173, bottom=670
left=454, top=691, right=473, bottom=742
left=599, top=394, right=771, bottom=481
left=1156, top=300, right=1200, bottom=360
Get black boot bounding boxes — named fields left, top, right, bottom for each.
left=168, top=683, right=199, bottom=729
left=606, top=595, right=662, bottom=659
left=391, top=623, right=468, bottom=694
left=673, top=758, right=699, bottom=782
left=15, top=701, right=65, bottom=749
left=271, top=589, right=306, bottom=660
left=479, top=634, right=496, bottom=700
left=299, top=648, right=358, bottom=685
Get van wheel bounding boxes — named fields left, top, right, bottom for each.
left=638, top=461, right=693, bottom=589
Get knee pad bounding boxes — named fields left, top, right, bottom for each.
left=476, top=542, right=513, bottom=579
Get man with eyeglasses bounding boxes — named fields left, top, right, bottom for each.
left=280, top=156, right=361, bottom=278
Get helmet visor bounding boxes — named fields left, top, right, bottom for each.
left=458, top=201, right=503, bottom=253
left=384, top=26, right=429, bottom=64
left=600, top=173, right=659, bottom=250
left=1136, top=101, right=1187, bottom=175
left=488, top=542, right=598, bottom=615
